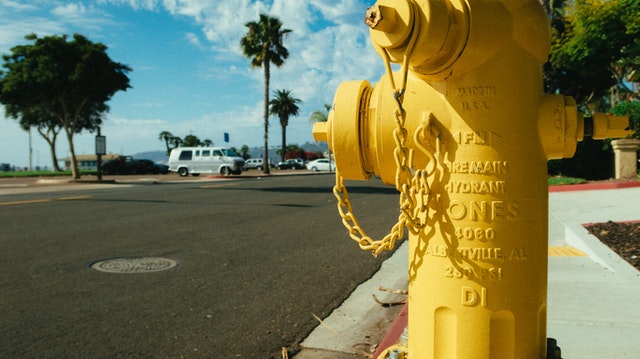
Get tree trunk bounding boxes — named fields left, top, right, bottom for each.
left=37, top=127, right=62, bottom=171
left=263, top=61, right=271, bottom=175
left=48, top=141, right=62, bottom=172
left=65, top=130, right=80, bottom=179
left=281, top=119, right=287, bottom=162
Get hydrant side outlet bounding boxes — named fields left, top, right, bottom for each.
left=329, top=80, right=373, bottom=181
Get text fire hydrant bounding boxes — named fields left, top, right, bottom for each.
left=313, top=0, right=632, bottom=358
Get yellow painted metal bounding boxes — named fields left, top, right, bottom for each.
left=591, top=113, right=633, bottom=139
left=312, top=0, right=633, bottom=358
left=329, top=80, right=373, bottom=181
left=537, top=95, right=583, bottom=159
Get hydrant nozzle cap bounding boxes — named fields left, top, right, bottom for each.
left=313, top=121, right=328, bottom=142
left=588, top=113, right=634, bottom=139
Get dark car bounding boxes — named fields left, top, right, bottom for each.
left=140, top=160, right=169, bottom=174
left=102, top=156, right=167, bottom=175
left=275, top=159, right=306, bottom=170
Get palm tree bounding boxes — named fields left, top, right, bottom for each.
left=239, top=145, right=250, bottom=159
left=269, top=89, right=301, bottom=162
left=309, top=104, right=334, bottom=171
left=240, top=14, right=291, bottom=174
left=159, top=131, right=174, bottom=156
left=309, top=104, right=331, bottom=124
left=169, top=136, right=183, bottom=150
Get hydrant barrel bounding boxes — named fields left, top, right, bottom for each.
left=320, top=0, right=633, bottom=358
left=326, top=54, right=552, bottom=358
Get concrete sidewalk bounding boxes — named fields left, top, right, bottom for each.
left=547, top=186, right=640, bottom=358
left=296, top=184, right=640, bottom=358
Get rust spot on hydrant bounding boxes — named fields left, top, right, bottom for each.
left=365, top=5, right=382, bottom=29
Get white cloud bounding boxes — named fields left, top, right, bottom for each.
left=0, top=0, right=38, bottom=12
left=0, top=0, right=389, bottom=167
left=105, top=102, right=269, bottom=151
left=184, top=31, right=204, bottom=49
left=0, top=2, right=62, bottom=54
left=308, top=0, right=368, bottom=25
left=0, top=1, right=115, bottom=55
left=270, top=0, right=313, bottom=35
left=96, top=0, right=383, bottom=92
left=97, top=0, right=160, bottom=11
left=51, top=3, right=87, bottom=18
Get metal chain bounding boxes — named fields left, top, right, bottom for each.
left=332, top=102, right=438, bottom=256
left=333, top=172, right=407, bottom=256
left=331, top=4, right=439, bottom=256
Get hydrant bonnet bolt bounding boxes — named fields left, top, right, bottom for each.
left=367, top=0, right=413, bottom=50
left=312, top=121, right=328, bottom=143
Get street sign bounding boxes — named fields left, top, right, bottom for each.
left=96, top=135, right=106, bottom=155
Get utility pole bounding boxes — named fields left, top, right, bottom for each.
left=96, top=127, right=106, bottom=181
left=28, top=127, right=33, bottom=171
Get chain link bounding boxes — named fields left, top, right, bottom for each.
left=332, top=54, right=439, bottom=256
left=331, top=0, right=439, bottom=256
left=332, top=106, right=438, bottom=256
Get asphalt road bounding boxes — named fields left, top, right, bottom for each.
left=0, top=173, right=401, bottom=358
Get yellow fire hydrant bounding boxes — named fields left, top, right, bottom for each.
left=313, top=0, right=631, bottom=358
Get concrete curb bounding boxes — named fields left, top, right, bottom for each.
left=295, top=241, right=409, bottom=358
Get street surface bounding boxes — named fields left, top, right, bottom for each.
left=0, top=173, right=400, bottom=358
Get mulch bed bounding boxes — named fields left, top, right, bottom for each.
left=585, top=221, right=640, bottom=271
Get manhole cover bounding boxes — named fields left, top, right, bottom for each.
left=90, top=257, right=179, bottom=273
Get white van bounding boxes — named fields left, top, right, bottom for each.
left=168, top=147, right=245, bottom=176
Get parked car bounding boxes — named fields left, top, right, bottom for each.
left=306, top=158, right=335, bottom=172
left=275, top=159, right=306, bottom=170
left=102, top=156, right=157, bottom=175
left=244, top=158, right=270, bottom=170
left=140, top=160, right=169, bottom=174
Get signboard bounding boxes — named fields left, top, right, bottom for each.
left=95, top=135, right=106, bottom=155
left=224, top=132, right=229, bottom=143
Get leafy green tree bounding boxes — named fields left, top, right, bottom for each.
left=277, top=144, right=306, bottom=160
left=544, top=0, right=640, bottom=110
left=611, top=101, right=640, bottom=140
left=544, top=0, right=639, bottom=180
left=202, top=139, right=213, bottom=147
left=240, top=14, right=291, bottom=175
left=269, top=89, right=301, bottom=162
left=309, top=104, right=333, bottom=166
left=17, top=106, right=64, bottom=171
left=0, top=33, right=131, bottom=179
left=239, top=145, right=250, bottom=159
left=230, top=146, right=250, bottom=160
left=183, top=134, right=201, bottom=147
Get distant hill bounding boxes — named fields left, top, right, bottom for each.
left=133, top=151, right=168, bottom=164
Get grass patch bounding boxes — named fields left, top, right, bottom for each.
left=548, top=176, right=586, bottom=186
left=0, top=170, right=96, bottom=178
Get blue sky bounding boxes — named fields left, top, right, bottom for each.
left=0, top=0, right=384, bottom=168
